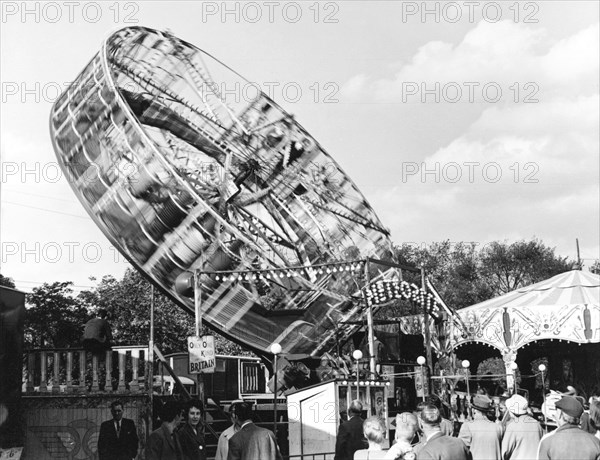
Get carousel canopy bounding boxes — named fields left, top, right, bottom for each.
left=452, top=270, right=600, bottom=352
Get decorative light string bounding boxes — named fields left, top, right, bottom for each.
left=208, top=259, right=366, bottom=283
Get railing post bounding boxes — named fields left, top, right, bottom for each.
left=52, top=351, right=60, bottom=393
left=92, top=354, right=100, bottom=392
left=105, top=350, right=113, bottom=392
left=66, top=351, right=73, bottom=393
left=131, top=349, right=139, bottom=392
left=26, top=352, right=35, bottom=393
left=79, top=350, right=86, bottom=392
left=118, top=349, right=126, bottom=392
left=39, top=351, right=47, bottom=393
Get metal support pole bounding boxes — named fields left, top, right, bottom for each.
left=356, top=359, right=360, bottom=400
left=540, top=366, right=548, bottom=433
left=465, top=369, right=471, bottom=420
left=194, top=271, right=204, bottom=405
left=420, top=365, right=425, bottom=402
left=363, top=259, right=376, bottom=377
left=421, top=268, right=433, bottom=377
left=149, top=285, right=155, bottom=429
left=273, top=352, right=278, bottom=438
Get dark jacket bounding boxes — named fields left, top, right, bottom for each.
left=82, top=317, right=113, bottom=353
left=334, top=415, right=367, bottom=460
left=148, top=423, right=182, bottom=460
left=177, top=423, right=207, bottom=460
left=537, top=423, right=600, bottom=460
left=98, top=418, right=138, bottom=460
left=417, top=432, right=472, bottom=460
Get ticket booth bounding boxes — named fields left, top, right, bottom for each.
left=286, top=378, right=391, bottom=459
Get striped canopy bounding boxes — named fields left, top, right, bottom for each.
left=452, top=270, right=600, bottom=351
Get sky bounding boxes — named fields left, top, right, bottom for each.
left=1, top=0, right=599, bottom=296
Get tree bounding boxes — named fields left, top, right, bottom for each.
left=0, top=273, right=16, bottom=288
left=393, top=241, right=493, bottom=311
left=479, top=239, right=576, bottom=296
left=25, top=281, right=89, bottom=348
left=78, top=269, right=250, bottom=356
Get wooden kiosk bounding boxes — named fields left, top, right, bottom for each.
left=286, top=378, right=391, bottom=459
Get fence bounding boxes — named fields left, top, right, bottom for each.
left=23, top=345, right=150, bottom=394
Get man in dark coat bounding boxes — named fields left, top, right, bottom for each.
left=417, top=404, right=471, bottom=460
left=537, top=395, right=600, bottom=460
left=148, top=401, right=184, bottom=460
left=97, top=400, right=139, bottom=460
left=335, top=400, right=367, bottom=460
left=227, top=401, right=282, bottom=460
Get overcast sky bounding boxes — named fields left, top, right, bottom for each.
left=1, top=1, right=598, bottom=295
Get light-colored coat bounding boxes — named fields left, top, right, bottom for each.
left=501, top=414, right=542, bottom=460
left=458, top=417, right=503, bottom=460
left=227, top=422, right=282, bottom=460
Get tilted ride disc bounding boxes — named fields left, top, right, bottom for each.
left=50, top=26, right=394, bottom=357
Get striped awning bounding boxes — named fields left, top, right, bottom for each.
left=452, top=270, right=600, bottom=350
left=461, top=270, right=599, bottom=312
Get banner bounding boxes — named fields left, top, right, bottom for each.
left=414, top=366, right=429, bottom=398
left=187, top=335, right=216, bottom=374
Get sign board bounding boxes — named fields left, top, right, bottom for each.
left=188, top=335, right=216, bottom=374
left=0, top=447, right=23, bottom=459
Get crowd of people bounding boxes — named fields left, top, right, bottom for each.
left=96, top=390, right=600, bottom=460
left=335, top=393, right=600, bottom=460
left=97, top=398, right=283, bottom=460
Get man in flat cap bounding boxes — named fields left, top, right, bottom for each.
left=501, top=394, right=542, bottom=460
left=458, top=395, right=503, bottom=460
left=537, top=395, right=600, bottom=460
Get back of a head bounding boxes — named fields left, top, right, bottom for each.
left=420, top=404, right=442, bottom=427
left=349, top=400, right=363, bottom=416
left=363, top=416, right=385, bottom=444
left=231, top=401, right=253, bottom=422
left=161, top=401, right=182, bottom=423
left=395, top=412, right=418, bottom=443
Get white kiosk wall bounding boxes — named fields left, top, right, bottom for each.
left=287, top=379, right=389, bottom=459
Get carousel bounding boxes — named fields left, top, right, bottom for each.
left=449, top=269, right=600, bottom=402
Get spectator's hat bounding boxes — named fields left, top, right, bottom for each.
left=505, top=394, right=528, bottom=415
left=555, top=395, right=584, bottom=418
left=472, top=394, right=493, bottom=412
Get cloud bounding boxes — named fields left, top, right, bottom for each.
left=348, top=20, right=599, bottom=260
left=341, top=20, right=599, bottom=102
